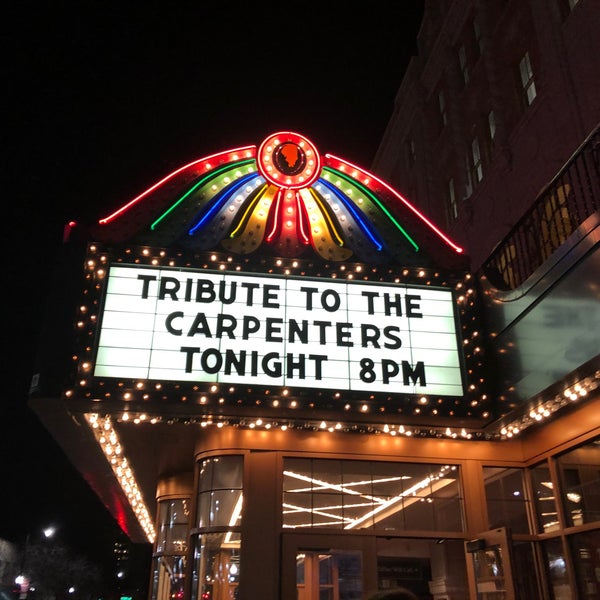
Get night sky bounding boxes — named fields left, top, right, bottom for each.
left=2, top=0, right=425, bottom=577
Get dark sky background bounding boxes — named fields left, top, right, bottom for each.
left=2, top=0, right=425, bottom=580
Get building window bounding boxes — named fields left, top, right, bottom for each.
left=471, top=137, right=483, bottom=183
left=446, top=177, right=458, bottom=223
left=519, top=51, right=537, bottom=106
left=559, top=0, right=580, bottom=20
left=458, top=45, right=469, bottom=85
left=539, top=182, right=575, bottom=260
left=191, top=455, right=243, bottom=600
left=457, top=18, right=481, bottom=88
left=464, top=154, right=473, bottom=199
left=438, top=90, right=447, bottom=128
left=473, top=18, right=483, bottom=56
left=406, top=138, right=416, bottom=166
left=283, top=458, right=464, bottom=532
left=487, top=110, right=496, bottom=142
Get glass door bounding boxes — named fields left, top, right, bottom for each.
left=465, top=527, right=516, bottom=599
left=296, top=550, right=362, bottom=600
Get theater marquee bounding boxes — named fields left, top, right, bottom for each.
left=94, top=264, right=464, bottom=396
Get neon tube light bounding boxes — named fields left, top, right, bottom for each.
left=323, top=166, right=419, bottom=252
left=151, top=158, right=256, bottom=230
left=317, top=178, right=384, bottom=251
left=98, top=146, right=256, bottom=225
left=188, top=171, right=259, bottom=235
left=326, top=154, right=464, bottom=254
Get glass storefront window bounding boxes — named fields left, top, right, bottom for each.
left=568, top=529, right=600, bottom=598
left=283, top=458, right=463, bottom=532
left=192, top=455, right=243, bottom=600
left=196, top=456, right=243, bottom=529
left=192, top=533, right=240, bottom=600
left=483, top=467, right=531, bottom=534
left=376, top=538, right=463, bottom=598
left=156, top=499, right=190, bottom=554
left=511, top=541, right=542, bottom=600
left=530, top=461, right=560, bottom=533
left=152, top=498, right=190, bottom=600
left=542, top=538, right=571, bottom=600
left=556, top=436, right=600, bottom=527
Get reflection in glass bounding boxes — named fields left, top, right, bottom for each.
left=191, top=456, right=243, bottom=600
left=556, top=437, right=600, bottom=527
left=568, top=530, right=600, bottom=598
left=471, top=546, right=506, bottom=599
left=283, top=458, right=463, bottom=532
left=511, top=541, right=542, bottom=600
left=196, top=456, right=243, bottom=529
left=193, top=533, right=240, bottom=600
left=152, top=499, right=190, bottom=600
left=530, top=462, right=560, bottom=533
left=542, top=538, right=571, bottom=600
left=483, top=467, right=531, bottom=534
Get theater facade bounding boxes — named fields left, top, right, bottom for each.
left=30, top=130, right=600, bottom=599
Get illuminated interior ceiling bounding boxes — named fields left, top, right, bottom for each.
left=91, top=131, right=465, bottom=267
left=283, top=464, right=458, bottom=530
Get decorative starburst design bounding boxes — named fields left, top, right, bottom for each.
left=96, top=131, right=463, bottom=265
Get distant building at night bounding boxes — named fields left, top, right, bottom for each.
left=30, top=1, right=600, bottom=599
left=0, top=539, right=19, bottom=600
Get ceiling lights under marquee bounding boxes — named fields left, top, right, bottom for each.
left=92, top=131, right=465, bottom=267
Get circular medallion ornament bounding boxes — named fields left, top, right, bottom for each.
left=257, top=131, right=321, bottom=189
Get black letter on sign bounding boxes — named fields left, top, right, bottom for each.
left=382, top=359, right=400, bottom=384
left=165, top=311, right=184, bottom=336
left=138, top=274, right=157, bottom=299
left=402, top=361, right=426, bottom=386
left=180, top=346, right=201, bottom=372
left=201, top=348, right=222, bottom=374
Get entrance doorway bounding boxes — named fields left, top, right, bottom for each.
left=296, top=550, right=362, bottom=600
left=283, top=533, right=471, bottom=599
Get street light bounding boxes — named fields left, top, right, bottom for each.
left=15, top=526, right=58, bottom=599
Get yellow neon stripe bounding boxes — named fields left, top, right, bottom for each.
left=229, top=183, right=270, bottom=238
left=301, top=188, right=345, bottom=247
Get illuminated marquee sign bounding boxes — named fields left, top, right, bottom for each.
left=94, top=265, right=464, bottom=396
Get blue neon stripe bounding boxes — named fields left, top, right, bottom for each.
left=317, top=178, right=383, bottom=251
left=188, top=172, right=260, bottom=235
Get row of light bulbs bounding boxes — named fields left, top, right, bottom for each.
left=81, top=371, right=598, bottom=544
left=85, top=413, right=156, bottom=543
left=74, top=246, right=486, bottom=419
left=498, top=373, right=599, bottom=438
